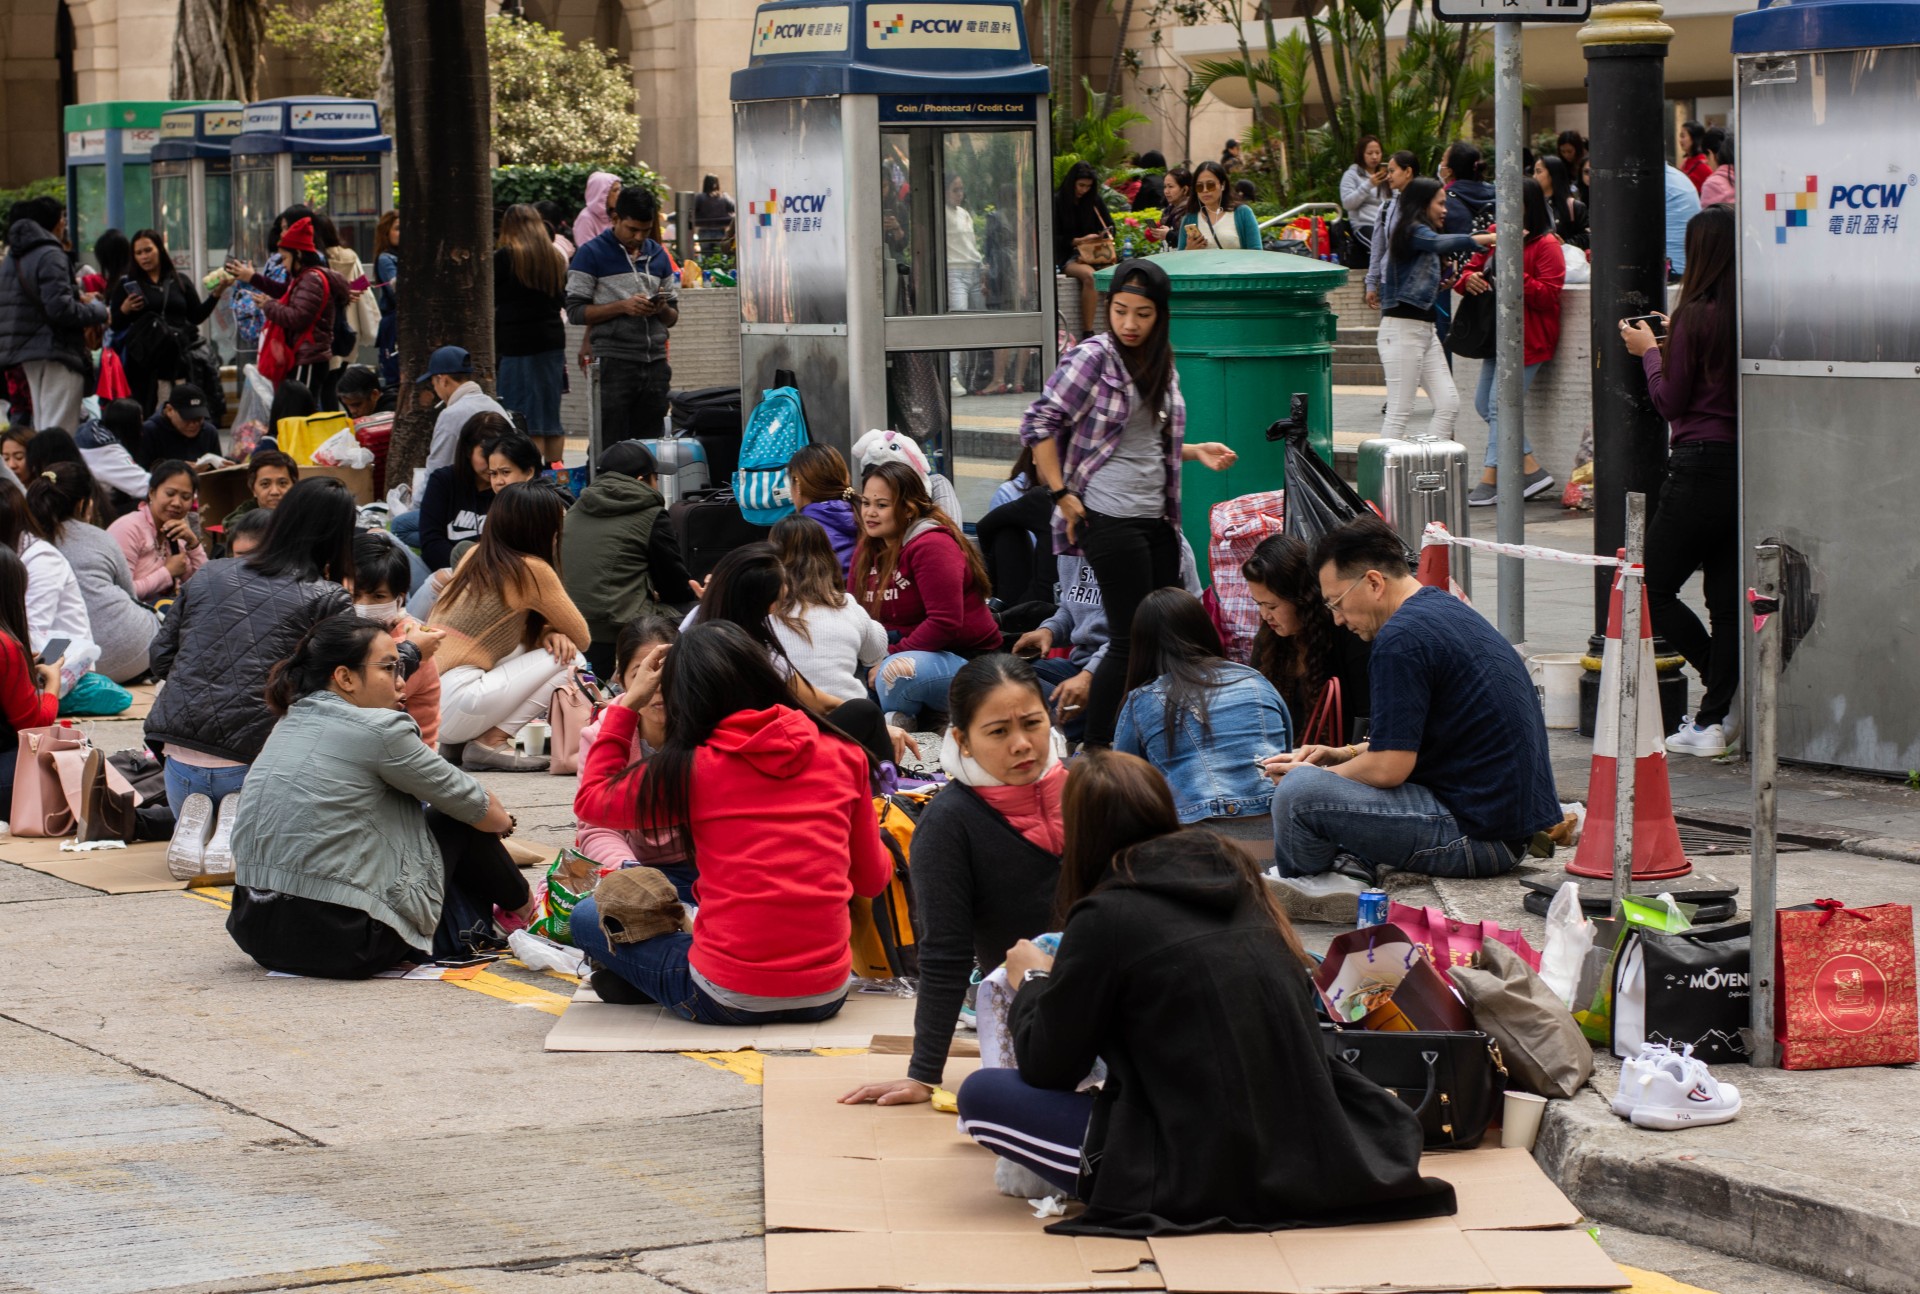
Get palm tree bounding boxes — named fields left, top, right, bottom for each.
left=169, top=0, right=266, bottom=100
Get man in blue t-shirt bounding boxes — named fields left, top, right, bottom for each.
left=1261, top=516, right=1560, bottom=921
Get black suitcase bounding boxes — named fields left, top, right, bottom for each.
left=670, top=385, right=741, bottom=435
left=669, top=487, right=769, bottom=580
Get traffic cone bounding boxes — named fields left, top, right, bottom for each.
left=1416, top=524, right=1470, bottom=601
left=1566, top=564, right=1691, bottom=881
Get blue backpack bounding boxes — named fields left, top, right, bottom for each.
left=732, top=383, right=810, bottom=526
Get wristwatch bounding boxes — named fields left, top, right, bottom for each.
left=1021, top=968, right=1050, bottom=986
left=1049, top=485, right=1071, bottom=503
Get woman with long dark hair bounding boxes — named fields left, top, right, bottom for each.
left=1018, top=258, right=1237, bottom=747
left=1531, top=155, right=1588, bottom=250
left=953, top=750, right=1456, bottom=1234
left=0, top=483, right=91, bottom=697
left=0, top=545, right=60, bottom=806
left=1339, top=135, right=1390, bottom=263
left=224, top=215, right=347, bottom=406
left=426, top=480, right=588, bottom=771
left=1556, top=130, right=1588, bottom=198
left=1241, top=534, right=1371, bottom=740
left=1053, top=161, right=1113, bottom=339
left=1622, top=205, right=1739, bottom=757
left=29, top=462, right=158, bottom=682
left=1178, top=160, right=1261, bottom=250
left=494, top=204, right=570, bottom=461
left=1377, top=178, right=1495, bottom=440
left=107, top=460, right=206, bottom=602
left=1114, top=588, right=1290, bottom=823
left=227, top=613, right=526, bottom=978
left=1678, top=119, right=1713, bottom=193
left=1156, top=166, right=1193, bottom=239
left=569, top=620, right=891, bottom=1021
left=373, top=209, right=400, bottom=385
left=769, top=515, right=885, bottom=704
left=1700, top=131, right=1736, bottom=207
left=108, top=229, right=226, bottom=414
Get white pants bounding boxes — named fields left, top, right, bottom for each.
left=437, top=646, right=572, bottom=745
left=1376, top=315, right=1459, bottom=440
left=20, top=361, right=84, bottom=433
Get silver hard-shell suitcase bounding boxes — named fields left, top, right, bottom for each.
left=638, top=438, right=711, bottom=507
left=1356, top=432, right=1471, bottom=583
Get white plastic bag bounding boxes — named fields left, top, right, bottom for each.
left=507, top=928, right=589, bottom=978
left=310, top=429, right=375, bottom=469
left=1562, top=242, right=1591, bottom=284
left=1540, top=880, right=1594, bottom=1008
left=230, top=363, right=275, bottom=458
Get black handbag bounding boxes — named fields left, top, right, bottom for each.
left=1320, top=1024, right=1504, bottom=1150
left=1449, top=284, right=1497, bottom=359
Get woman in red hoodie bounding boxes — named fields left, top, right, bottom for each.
left=1455, top=178, right=1563, bottom=506
left=850, top=460, right=1000, bottom=727
left=570, top=620, right=892, bottom=1022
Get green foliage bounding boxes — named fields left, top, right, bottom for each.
left=264, top=0, right=383, bottom=100
left=1053, top=78, right=1150, bottom=188
left=0, top=176, right=66, bottom=215
left=491, top=162, right=667, bottom=214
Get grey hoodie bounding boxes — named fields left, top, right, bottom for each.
left=1040, top=533, right=1202, bottom=673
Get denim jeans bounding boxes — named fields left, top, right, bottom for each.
left=1473, top=359, right=1541, bottom=468
left=391, top=509, right=422, bottom=549
left=570, top=895, right=848, bottom=1025
left=1270, top=764, right=1521, bottom=880
left=498, top=350, right=566, bottom=436
left=873, top=650, right=967, bottom=723
left=163, top=759, right=250, bottom=819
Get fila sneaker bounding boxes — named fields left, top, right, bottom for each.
left=1627, top=1052, right=1742, bottom=1130
left=1610, top=1042, right=1679, bottom=1118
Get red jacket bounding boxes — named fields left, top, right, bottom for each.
left=1680, top=153, right=1714, bottom=194
left=0, top=633, right=57, bottom=738
left=855, top=521, right=1000, bottom=656
left=1460, top=233, right=1566, bottom=366
left=573, top=703, right=890, bottom=999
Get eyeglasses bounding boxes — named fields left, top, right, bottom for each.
left=366, top=658, right=404, bottom=682
left=1196, top=180, right=1222, bottom=191
left=1323, top=576, right=1366, bottom=611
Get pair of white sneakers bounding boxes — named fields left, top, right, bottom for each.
left=1612, top=1042, right=1742, bottom=1130
left=165, top=792, right=241, bottom=882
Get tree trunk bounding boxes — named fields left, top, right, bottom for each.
left=1104, top=0, right=1136, bottom=104
left=1302, top=5, right=1345, bottom=164
left=169, top=0, right=265, bottom=100
left=385, top=0, right=495, bottom=479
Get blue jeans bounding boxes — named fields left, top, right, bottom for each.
left=497, top=350, right=565, bottom=436
left=570, top=895, right=849, bottom=1025
left=391, top=509, right=421, bottom=549
left=956, top=1067, right=1093, bottom=1197
left=1030, top=656, right=1087, bottom=743
left=163, top=759, right=251, bottom=819
left=874, top=651, right=967, bottom=722
left=1270, top=765, right=1521, bottom=880
left=1474, top=360, right=1541, bottom=468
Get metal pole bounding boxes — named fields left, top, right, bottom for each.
left=1749, top=543, right=1782, bottom=1068
left=1493, top=20, right=1525, bottom=644
left=1611, top=491, right=1646, bottom=911
left=585, top=358, right=602, bottom=484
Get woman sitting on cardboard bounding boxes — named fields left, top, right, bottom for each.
left=954, top=750, right=1456, bottom=1236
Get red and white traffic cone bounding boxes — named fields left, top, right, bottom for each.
left=1567, top=567, right=1691, bottom=881
left=1417, top=523, right=1468, bottom=600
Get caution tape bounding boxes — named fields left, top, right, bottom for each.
left=1421, top=523, right=1632, bottom=570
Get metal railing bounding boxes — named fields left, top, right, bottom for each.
left=1258, top=202, right=1342, bottom=230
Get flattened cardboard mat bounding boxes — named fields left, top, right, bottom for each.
left=0, top=836, right=191, bottom=894
left=543, top=981, right=919, bottom=1052
left=763, top=1054, right=1628, bottom=1294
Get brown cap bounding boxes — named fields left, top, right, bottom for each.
left=594, top=866, right=691, bottom=945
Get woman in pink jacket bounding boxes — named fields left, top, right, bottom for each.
left=571, top=615, right=695, bottom=904
left=108, top=460, right=207, bottom=604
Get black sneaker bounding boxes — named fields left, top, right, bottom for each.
left=589, top=966, right=655, bottom=1005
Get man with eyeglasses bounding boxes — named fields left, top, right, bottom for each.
left=1258, top=515, right=1560, bottom=921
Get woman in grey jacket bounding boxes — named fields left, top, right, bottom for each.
left=28, top=463, right=157, bottom=683
left=227, top=613, right=527, bottom=978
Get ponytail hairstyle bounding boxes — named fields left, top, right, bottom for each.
left=26, top=462, right=95, bottom=541
left=850, top=461, right=990, bottom=619
left=264, top=612, right=387, bottom=715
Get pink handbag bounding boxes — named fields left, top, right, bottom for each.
left=546, top=674, right=598, bottom=776
left=10, top=725, right=85, bottom=837
left=1389, top=901, right=1542, bottom=973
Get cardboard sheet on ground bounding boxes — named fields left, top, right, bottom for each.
left=117, top=682, right=158, bottom=721
left=761, top=1054, right=1628, bottom=1294
left=542, top=981, right=919, bottom=1052
left=0, top=836, right=191, bottom=894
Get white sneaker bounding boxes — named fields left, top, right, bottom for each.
left=1665, top=718, right=1729, bottom=758
left=1628, top=1052, right=1742, bottom=1130
left=1611, top=1042, right=1679, bottom=1117
left=166, top=793, right=216, bottom=881
left=200, top=793, right=243, bottom=878
left=1263, top=870, right=1368, bottom=923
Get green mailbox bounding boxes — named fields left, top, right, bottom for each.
left=1096, top=250, right=1346, bottom=578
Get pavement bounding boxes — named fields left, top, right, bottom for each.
left=6, top=459, right=1917, bottom=1293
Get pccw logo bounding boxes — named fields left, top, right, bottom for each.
left=1767, top=173, right=1914, bottom=243
left=746, top=188, right=832, bottom=238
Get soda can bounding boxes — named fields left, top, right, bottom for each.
left=1356, top=889, right=1390, bottom=929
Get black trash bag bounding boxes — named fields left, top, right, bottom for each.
left=1279, top=423, right=1371, bottom=549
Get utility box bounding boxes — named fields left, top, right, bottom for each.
left=1733, top=0, right=1920, bottom=774
left=1099, top=249, right=1346, bottom=572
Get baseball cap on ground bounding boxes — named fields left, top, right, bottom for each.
left=416, top=345, right=475, bottom=386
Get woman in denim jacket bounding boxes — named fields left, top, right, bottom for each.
left=1376, top=178, right=1495, bottom=440
left=1114, top=589, right=1291, bottom=823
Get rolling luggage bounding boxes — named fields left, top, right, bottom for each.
left=638, top=438, right=710, bottom=507
left=668, top=487, right=769, bottom=580
left=670, top=386, right=743, bottom=482
left=1356, top=432, right=1471, bottom=559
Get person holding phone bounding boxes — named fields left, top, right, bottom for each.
left=1339, top=136, right=1390, bottom=265
left=109, top=461, right=207, bottom=602
left=1178, top=161, right=1261, bottom=251
left=565, top=186, right=678, bottom=447
left=108, top=229, right=224, bottom=416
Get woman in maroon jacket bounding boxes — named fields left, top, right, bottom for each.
left=225, top=217, right=347, bottom=408
left=850, top=460, right=999, bottom=727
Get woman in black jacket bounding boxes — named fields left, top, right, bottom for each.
left=492, top=204, right=569, bottom=463
left=1053, top=161, right=1113, bottom=342
left=955, top=750, right=1456, bottom=1236
left=110, top=229, right=227, bottom=415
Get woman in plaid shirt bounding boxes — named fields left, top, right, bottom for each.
left=1018, top=259, right=1236, bottom=747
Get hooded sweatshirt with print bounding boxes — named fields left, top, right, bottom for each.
left=857, top=517, right=999, bottom=656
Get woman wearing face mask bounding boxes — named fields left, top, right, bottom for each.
left=108, top=460, right=207, bottom=602
left=1018, top=258, right=1236, bottom=748
left=352, top=532, right=442, bottom=749
left=1375, top=178, right=1496, bottom=440
left=841, top=654, right=1066, bottom=1110
left=226, top=614, right=527, bottom=978
left=1241, top=534, right=1371, bottom=743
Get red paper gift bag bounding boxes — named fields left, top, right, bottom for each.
left=1776, top=899, right=1919, bottom=1070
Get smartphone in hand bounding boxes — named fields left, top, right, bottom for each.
left=1621, top=313, right=1667, bottom=338
left=37, top=637, right=70, bottom=665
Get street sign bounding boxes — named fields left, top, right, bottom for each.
left=1436, top=0, right=1591, bottom=23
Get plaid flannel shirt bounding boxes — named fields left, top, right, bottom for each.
left=1018, top=332, right=1185, bottom=558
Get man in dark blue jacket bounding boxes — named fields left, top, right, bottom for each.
left=566, top=186, right=678, bottom=446
left=0, top=198, right=108, bottom=433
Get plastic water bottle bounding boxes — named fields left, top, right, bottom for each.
left=1121, top=233, right=1135, bottom=259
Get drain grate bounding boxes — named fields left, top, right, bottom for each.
left=1677, top=824, right=1808, bottom=856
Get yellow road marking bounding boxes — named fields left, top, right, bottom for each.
left=679, top=1046, right=869, bottom=1085
left=1618, top=1266, right=1721, bottom=1294
left=180, top=887, right=231, bottom=910
left=445, top=968, right=573, bottom=1015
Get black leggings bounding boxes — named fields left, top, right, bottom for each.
left=1643, top=444, right=1740, bottom=727
left=977, top=488, right=1056, bottom=606
left=428, top=808, right=532, bottom=912
left=1077, top=509, right=1181, bottom=747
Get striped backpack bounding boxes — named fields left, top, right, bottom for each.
left=732, top=380, right=810, bottom=526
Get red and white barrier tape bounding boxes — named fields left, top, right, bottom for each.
left=1421, top=522, right=1632, bottom=571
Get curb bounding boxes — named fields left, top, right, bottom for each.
left=1671, top=808, right=1920, bottom=867
left=1534, top=1089, right=1920, bottom=1294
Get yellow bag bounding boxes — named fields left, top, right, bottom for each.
left=849, top=794, right=926, bottom=981
left=278, top=411, right=354, bottom=466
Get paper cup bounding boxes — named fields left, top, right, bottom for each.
left=1501, top=1090, right=1549, bottom=1151
left=517, top=722, right=549, bottom=758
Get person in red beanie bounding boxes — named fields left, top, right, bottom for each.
left=570, top=619, right=892, bottom=1023
left=225, top=217, right=349, bottom=408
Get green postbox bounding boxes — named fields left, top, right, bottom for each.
left=1095, top=250, right=1347, bottom=578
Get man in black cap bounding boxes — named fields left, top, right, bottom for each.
left=136, top=383, right=226, bottom=468
left=559, top=439, right=697, bottom=679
